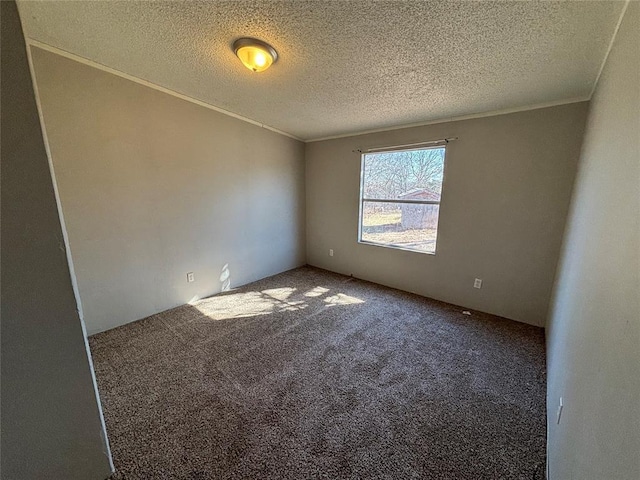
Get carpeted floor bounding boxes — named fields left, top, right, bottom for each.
left=90, top=266, right=546, bottom=480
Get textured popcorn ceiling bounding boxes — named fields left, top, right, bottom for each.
left=18, top=1, right=624, bottom=141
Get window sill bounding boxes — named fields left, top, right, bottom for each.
left=357, top=239, right=436, bottom=255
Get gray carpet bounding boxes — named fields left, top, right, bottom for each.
left=90, top=266, right=546, bottom=480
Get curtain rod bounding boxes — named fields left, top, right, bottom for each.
left=353, top=137, right=458, bottom=154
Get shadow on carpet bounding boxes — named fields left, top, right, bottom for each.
left=91, top=266, right=546, bottom=480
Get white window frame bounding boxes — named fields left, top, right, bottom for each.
left=357, top=145, right=447, bottom=255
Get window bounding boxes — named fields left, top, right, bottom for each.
left=358, top=146, right=446, bottom=254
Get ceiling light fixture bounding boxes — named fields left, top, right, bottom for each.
left=233, top=38, right=278, bottom=73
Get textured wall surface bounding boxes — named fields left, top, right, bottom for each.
left=546, top=3, right=640, bottom=479
left=306, top=103, right=588, bottom=327
left=0, top=2, right=112, bottom=478
left=18, top=0, right=624, bottom=140
left=31, top=47, right=306, bottom=335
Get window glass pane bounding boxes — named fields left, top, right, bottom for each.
left=360, top=201, right=440, bottom=253
left=362, top=147, right=445, bottom=201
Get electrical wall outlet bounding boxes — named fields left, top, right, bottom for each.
left=329, top=249, right=334, bottom=257
left=187, top=272, right=195, bottom=283
left=474, top=278, right=482, bottom=289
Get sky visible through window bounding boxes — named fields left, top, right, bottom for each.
left=360, top=147, right=445, bottom=254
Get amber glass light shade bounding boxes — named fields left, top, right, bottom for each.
left=233, top=38, right=278, bottom=73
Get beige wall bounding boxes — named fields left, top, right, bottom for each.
left=31, top=47, right=306, bottom=335
left=306, top=103, right=588, bottom=327
left=1, top=2, right=112, bottom=478
left=546, top=3, right=639, bottom=479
